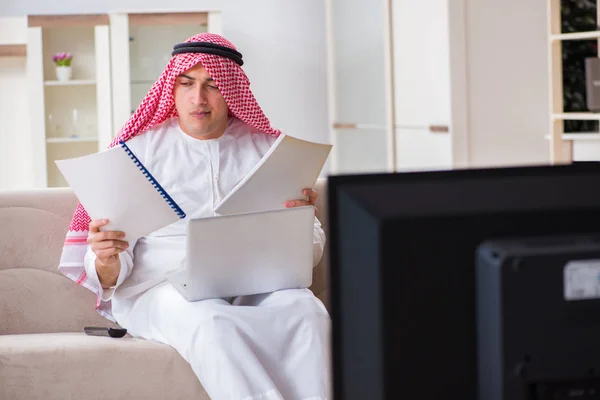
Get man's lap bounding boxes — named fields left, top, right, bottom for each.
left=111, top=281, right=331, bottom=398
left=112, top=281, right=329, bottom=343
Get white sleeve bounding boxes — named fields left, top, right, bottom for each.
left=83, top=240, right=136, bottom=302
left=312, top=216, right=326, bottom=267
left=82, top=133, right=148, bottom=302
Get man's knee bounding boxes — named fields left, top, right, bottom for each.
left=186, top=312, right=239, bottom=356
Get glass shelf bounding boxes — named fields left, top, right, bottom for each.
left=46, top=137, right=98, bottom=143
left=44, top=79, right=96, bottom=86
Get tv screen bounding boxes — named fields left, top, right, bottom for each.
left=327, top=163, right=600, bottom=400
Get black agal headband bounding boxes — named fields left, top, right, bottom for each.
left=171, top=42, right=244, bottom=66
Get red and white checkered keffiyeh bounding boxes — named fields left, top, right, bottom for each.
left=57, top=33, right=281, bottom=321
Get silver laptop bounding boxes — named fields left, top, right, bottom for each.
left=167, top=206, right=315, bottom=301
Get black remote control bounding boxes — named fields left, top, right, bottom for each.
left=84, top=326, right=128, bottom=338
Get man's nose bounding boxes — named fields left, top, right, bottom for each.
left=191, top=87, right=208, bottom=105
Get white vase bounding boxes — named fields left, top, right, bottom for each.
left=55, top=66, right=72, bottom=82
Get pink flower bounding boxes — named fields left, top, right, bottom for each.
left=52, top=52, right=74, bottom=66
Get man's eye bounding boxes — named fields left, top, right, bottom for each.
left=207, top=84, right=218, bottom=90
left=180, top=81, right=193, bottom=87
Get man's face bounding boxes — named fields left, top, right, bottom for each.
left=174, top=62, right=229, bottom=140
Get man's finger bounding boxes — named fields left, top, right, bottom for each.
left=285, top=200, right=311, bottom=208
left=96, top=248, right=121, bottom=261
left=87, top=230, right=125, bottom=245
left=302, top=188, right=318, bottom=203
left=97, top=230, right=126, bottom=241
left=92, top=240, right=129, bottom=251
left=89, top=219, right=109, bottom=233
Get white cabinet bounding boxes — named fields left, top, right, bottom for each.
left=327, top=0, right=556, bottom=173
left=27, top=15, right=112, bottom=188
left=392, top=0, right=452, bottom=171
left=325, top=0, right=394, bottom=173
left=326, top=0, right=458, bottom=174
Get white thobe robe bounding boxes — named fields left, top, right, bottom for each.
left=83, top=117, right=331, bottom=400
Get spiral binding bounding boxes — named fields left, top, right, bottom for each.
left=119, top=141, right=186, bottom=219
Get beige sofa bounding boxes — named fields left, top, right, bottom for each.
left=0, top=179, right=329, bottom=400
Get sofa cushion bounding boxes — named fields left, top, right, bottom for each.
left=0, top=268, right=119, bottom=335
left=0, top=188, right=110, bottom=334
left=0, top=333, right=208, bottom=400
left=0, top=188, right=78, bottom=273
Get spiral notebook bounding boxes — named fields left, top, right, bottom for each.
left=55, top=141, right=186, bottom=241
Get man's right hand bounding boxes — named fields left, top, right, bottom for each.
left=87, top=219, right=128, bottom=289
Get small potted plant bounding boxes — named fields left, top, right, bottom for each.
left=52, top=52, right=73, bottom=81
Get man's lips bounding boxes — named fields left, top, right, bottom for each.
left=191, top=111, right=210, bottom=119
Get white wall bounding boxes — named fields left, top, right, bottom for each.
left=221, top=1, right=328, bottom=144
left=463, top=0, right=550, bottom=167
left=0, top=16, right=32, bottom=190
left=0, top=57, right=32, bottom=191
left=0, top=0, right=329, bottom=190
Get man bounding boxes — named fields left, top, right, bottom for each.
left=58, top=33, right=330, bottom=400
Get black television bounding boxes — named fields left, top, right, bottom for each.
left=327, top=163, right=600, bottom=400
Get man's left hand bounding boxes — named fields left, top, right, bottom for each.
left=285, top=188, right=318, bottom=214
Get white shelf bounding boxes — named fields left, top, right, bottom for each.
left=44, top=79, right=96, bottom=86
left=550, top=30, right=600, bottom=41
left=551, top=113, right=600, bottom=121
left=46, top=137, right=98, bottom=143
left=547, top=4, right=600, bottom=164
left=562, top=133, right=600, bottom=141
left=544, top=133, right=600, bottom=141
